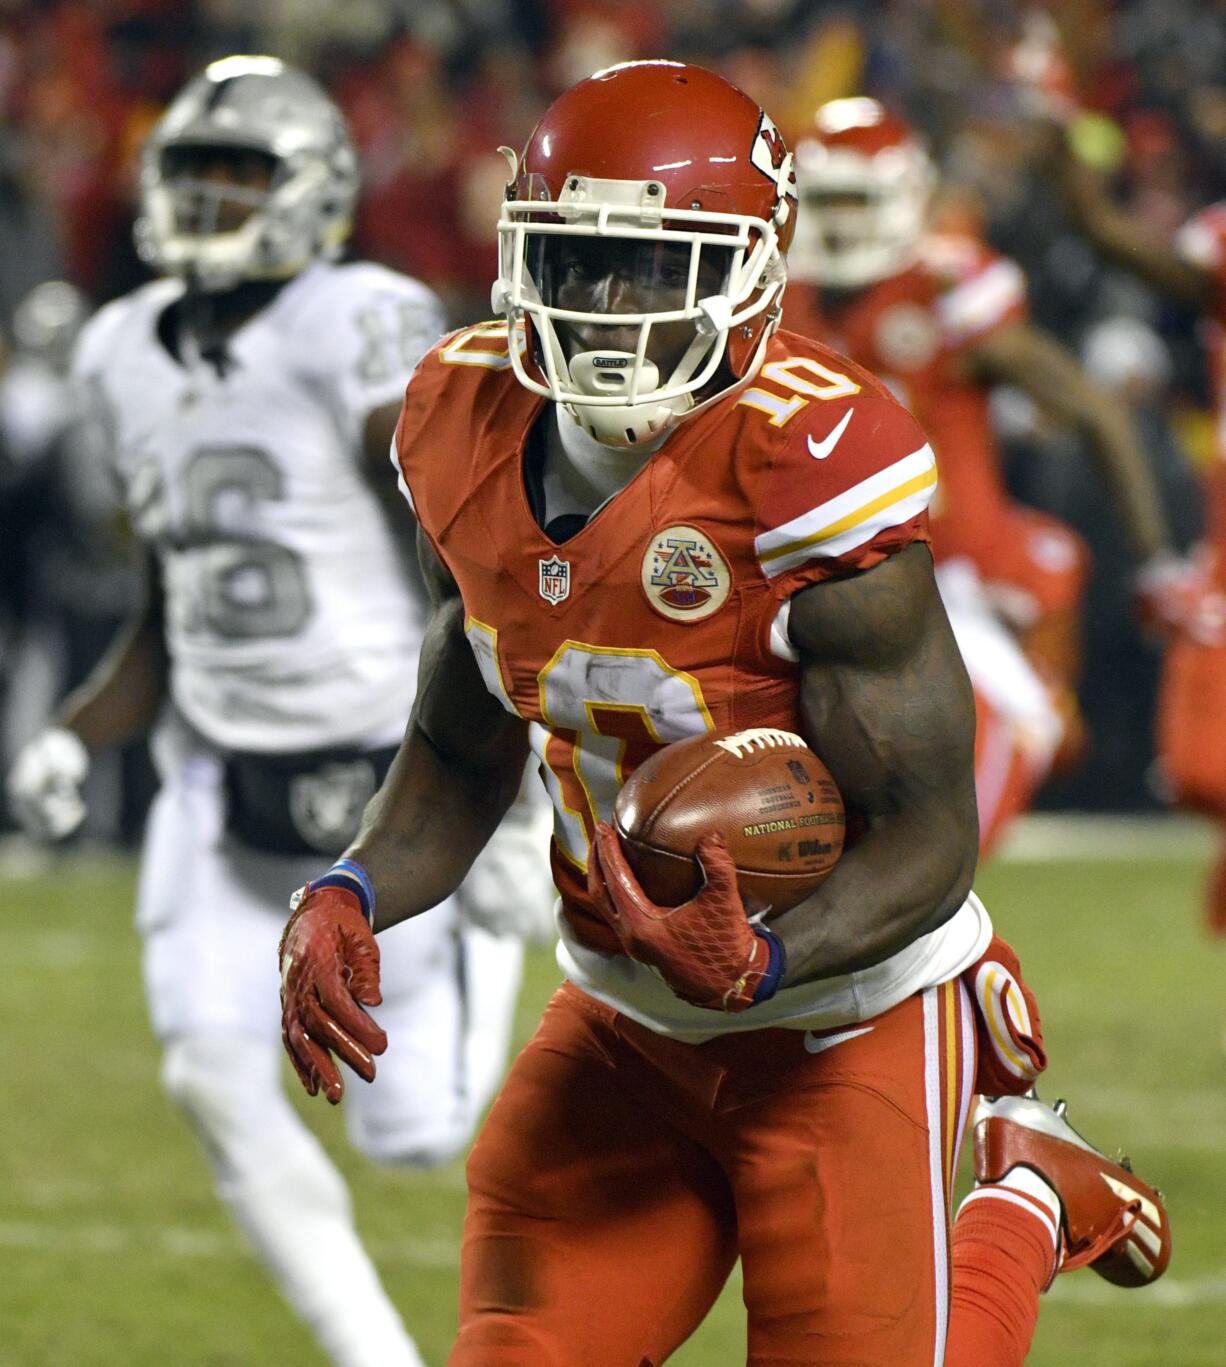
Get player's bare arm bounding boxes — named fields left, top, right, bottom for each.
left=1046, top=126, right=1213, bottom=310
left=360, top=398, right=412, bottom=515
left=771, top=540, right=978, bottom=981
left=343, top=528, right=531, bottom=930
left=7, top=548, right=168, bottom=841
left=57, top=549, right=169, bottom=749
left=963, top=319, right=1171, bottom=562
left=362, top=399, right=404, bottom=471
left=358, top=397, right=430, bottom=592
left=280, top=527, right=528, bottom=1101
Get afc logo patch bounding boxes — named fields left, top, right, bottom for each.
left=640, top=525, right=731, bottom=623
left=538, top=555, right=571, bottom=604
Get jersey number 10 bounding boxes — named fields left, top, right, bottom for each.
left=466, top=623, right=714, bottom=870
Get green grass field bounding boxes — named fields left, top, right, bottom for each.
left=2, top=822, right=1223, bottom=1366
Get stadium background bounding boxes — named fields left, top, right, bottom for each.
left=0, top=2, right=1223, bottom=1365
left=2, top=0, right=1224, bottom=829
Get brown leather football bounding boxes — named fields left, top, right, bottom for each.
left=613, top=727, right=845, bottom=916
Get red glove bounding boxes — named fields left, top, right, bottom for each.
left=1134, top=552, right=1226, bottom=646
left=279, top=887, right=388, bottom=1104
left=586, top=822, right=786, bottom=1012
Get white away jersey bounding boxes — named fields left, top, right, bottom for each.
left=73, top=260, right=446, bottom=752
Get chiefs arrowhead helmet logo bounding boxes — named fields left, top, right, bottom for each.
left=750, top=111, right=797, bottom=200
left=760, top=124, right=786, bottom=169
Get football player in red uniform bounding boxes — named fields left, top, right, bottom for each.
left=785, top=98, right=1191, bottom=850
left=278, top=64, right=1169, bottom=1365
left=1034, top=114, right=1226, bottom=935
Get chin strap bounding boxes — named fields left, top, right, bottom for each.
left=562, top=353, right=668, bottom=446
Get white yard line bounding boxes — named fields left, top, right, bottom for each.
left=0, top=836, right=132, bottom=882
left=996, top=813, right=1217, bottom=862
left=4, top=928, right=117, bottom=969
left=0, top=1219, right=460, bottom=1267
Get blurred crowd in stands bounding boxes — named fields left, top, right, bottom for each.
left=1, top=0, right=1224, bottom=837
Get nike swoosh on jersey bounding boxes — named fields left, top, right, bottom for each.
left=806, top=408, right=854, bottom=460
left=802, top=1024, right=875, bottom=1054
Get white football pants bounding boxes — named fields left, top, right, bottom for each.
left=136, top=715, right=524, bottom=1366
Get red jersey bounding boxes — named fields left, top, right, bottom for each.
left=784, top=233, right=1028, bottom=567
left=395, top=322, right=935, bottom=954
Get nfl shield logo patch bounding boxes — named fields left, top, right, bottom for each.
left=538, top=556, right=571, bottom=604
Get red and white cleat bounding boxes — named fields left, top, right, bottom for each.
left=973, top=1093, right=1172, bottom=1288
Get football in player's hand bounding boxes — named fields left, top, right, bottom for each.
left=613, top=728, right=845, bottom=916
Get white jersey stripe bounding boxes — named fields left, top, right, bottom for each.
left=390, top=434, right=416, bottom=513
left=760, top=482, right=935, bottom=576
left=936, top=259, right=1025, bottom=343
left=755, top=444, right=937, bottom=578
left=923, top=987, right=950, bottom=1367
left=925, top=980, right=977, bottom=1366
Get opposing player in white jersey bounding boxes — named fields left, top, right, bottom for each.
left=6, top=57, right=552, bottom=1367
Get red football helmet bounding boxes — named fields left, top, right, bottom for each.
left=494, top=60, right=796, bottom=446
left=790, top=97, right=934, bottom=289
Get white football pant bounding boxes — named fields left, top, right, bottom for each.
left=136, top=715, right=525, bottom=1367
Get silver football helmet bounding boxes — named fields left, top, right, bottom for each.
left=134, top=55, right=358, bottom=292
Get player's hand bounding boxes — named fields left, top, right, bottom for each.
left=587, top=822, right=785, bottom=1012
left=1134, top=552, right=1226, bottom=645
left=6, top=727, right=89, bottom=841
left=279, top=887, right=388, bottom=1104
left=456, top=800, right=557, bottom=943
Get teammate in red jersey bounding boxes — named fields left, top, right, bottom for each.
left=1029, top=112, right=1226, bottom=936
left=785, top=97, right=1192, bottom=849
left=278, top=63, right=1169, bottom=1364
